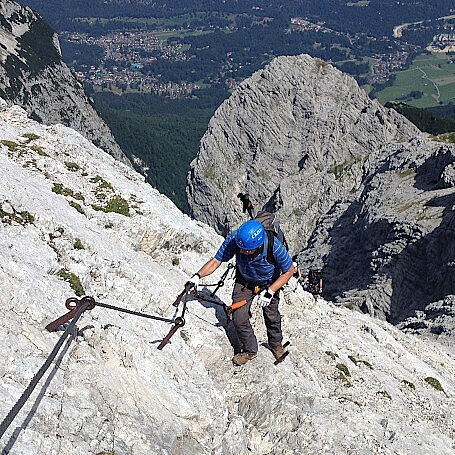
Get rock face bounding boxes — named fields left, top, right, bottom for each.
left=1, top=101, right=455, bottom=455
left=187, top=54, right=420, bottom=254
left=187, top=54, right=455, bottom=329
left=0, top=0, right=129, bottom=165
left=299, top=137, right=455, bottom=325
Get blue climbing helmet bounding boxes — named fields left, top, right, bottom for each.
left=235, top=220, right=265, bottom=250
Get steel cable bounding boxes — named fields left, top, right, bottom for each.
left=0, top=300, right=91, bottom=440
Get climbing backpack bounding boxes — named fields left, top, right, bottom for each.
left=237, top=193, right=289, bottom=267
left=254, top=210, right=288, bottom=266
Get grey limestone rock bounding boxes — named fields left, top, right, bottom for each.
left=187, top=54, right=420, bottom=255
left=1, top=101, right=455, bottom=455
left=0, top=0, right=130, bottom=165
left=298, top=139, right=455, bottom=325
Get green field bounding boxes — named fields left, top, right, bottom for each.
left=75, top=12, right=229, bottom=28
left=376, top=53, right=455, bottom=108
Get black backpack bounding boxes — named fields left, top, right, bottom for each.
left=237, top=193, right=289, bottom=266
left=254, top=211, right=288, bottom=266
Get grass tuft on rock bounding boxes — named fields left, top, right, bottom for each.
left=377, top=390, right=392, bottom=400
left=395, top=168, right=416, bottom=178
left=1, top=140, right=20, bottom=152
left=336, top=363, right=351, bottom=377
left=22, top=133, right=40, bottom=143
left=57, top=269, right=85, bottom=297
left=73, top=238, right=85, bottom=250
left=0, top=203, right=35, bottom=225
left=104, top=196, right=130, bottom=216
left=69, top=201, right=85, bottom=215
left=425, top=377, right=445, bottom=393
left=402, top=379, right=416, bottom=390
left=337, top=373, right=352, bottom=387
left=65, top=161, right=80, bottom=172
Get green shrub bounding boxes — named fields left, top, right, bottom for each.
left=65, top=162, right=80, bottom=172
left=172, top=257, right=180, bottom=266
left=104, top=196, right=130, bottom=216
left=73, top=238, right=85, bottom=250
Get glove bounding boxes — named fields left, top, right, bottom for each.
left=258, top=288, right=275, bottom=308
left=188, top=273, right=200, bottom=291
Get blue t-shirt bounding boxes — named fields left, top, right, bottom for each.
left=215, top=230, right=293, bottom=284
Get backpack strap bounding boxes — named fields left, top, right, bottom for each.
left=265, top=230, right=277, bottom=267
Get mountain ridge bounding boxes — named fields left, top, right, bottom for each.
left=187, top=53, right=455, bottom=331
left=0, top=0, right=130, bottom=165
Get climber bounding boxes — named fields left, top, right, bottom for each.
left=189, top=219, right=294, bottom=366
left=303, top=269, right=323, bottom=298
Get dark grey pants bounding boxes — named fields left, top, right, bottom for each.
left=231, top=282, right=283, bottom=354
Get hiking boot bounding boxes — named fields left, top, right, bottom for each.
left=271, top=345, right=285, bottom=360
left=232, top=352, right=257, bottom=366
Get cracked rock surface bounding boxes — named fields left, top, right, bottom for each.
left=187, top=54, right=420, bottom=254
left=1, top=102, right=455, bottom=454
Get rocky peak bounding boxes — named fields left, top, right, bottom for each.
left=0, top=0, right=130, bottom=165
left=187, top=54, right=421, bottom=254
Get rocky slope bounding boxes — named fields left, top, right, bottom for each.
left=0, top=0, right=129, bottom=165
left=187, top=54, right=455, bottom=330
left=1, top=101, right=455, bottom=455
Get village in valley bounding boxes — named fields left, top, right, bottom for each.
left=63, top=30, right=203, bottom=96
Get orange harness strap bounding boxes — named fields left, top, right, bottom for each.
left=230, top=300, right=248, bottom=311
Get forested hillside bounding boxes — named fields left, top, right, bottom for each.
left=19, top=0, right=455, bottom=35
left=91, top=87, right=228, bottom=208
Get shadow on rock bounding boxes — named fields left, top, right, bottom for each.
left=388, top=192, right=455, bottom=322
